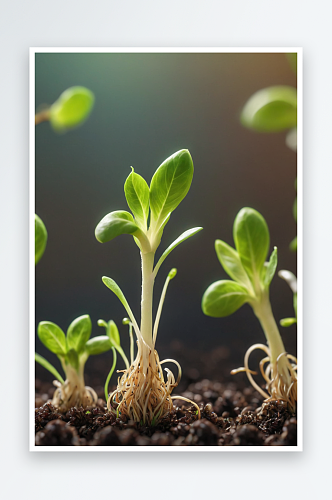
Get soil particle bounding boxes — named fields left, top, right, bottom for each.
left=35, top=420, right=80, bottom=446
left=89, top=426, right=122, bottom=446
left=236, top=400, right=292, bottom=435
left=35, top=403, right=63, bottom=432
left=229, top=424, right=265, bottom=446
left=187, top=419, right=220, bottom=446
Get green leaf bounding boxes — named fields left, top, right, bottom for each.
left=102, top=276, right=139, bottom=331
left=280, top=317, right=297, bottom=327
left=168, top=268, right=177, bottom=279
left=49, top=86, right=94, bottom=132
left=149, top=149, right=193, bottom=229
left=290, top=236, right=297, bottom=252
left=233, top=208, right=270, bottom=283
left=286, top=53, right=297, bottom=74
left=264, top=247, right=278, bottom=288
left=241, top=86, right=297, bottom=132
left=214, top=240, right=251, bottom=289
left=66, top=314, right=92, bottom=354
left=150, top=212, right=171, bottom=251
left=202, top=280, right=249, bottom=318
left=35, top=214, right=48, bottom=264
left=124, top=169, right=149, bottom=229
left=35, top=353, right=65, bottom=384
left=85, top=336, right=112, bottom=355
left=95, top=210, right=139, bottom=243
left=293, top=293, right=297, bottom=317
left=153, top=227, right=203, bottom=277
left=293, top=197, right=297, bottom=222
left=66, top=348, right=79, bottom=371
left=38, top=321, right=67, bottom=356
left=107, top=320, right=120, bottom=347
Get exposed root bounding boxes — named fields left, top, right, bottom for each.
left=171, top=395, right=201, bottom=419
left=231, top=343, right=297, bottom=413
left=107, top=347, right=199, bottom=425
left=51, top=380, right=98, bottom=414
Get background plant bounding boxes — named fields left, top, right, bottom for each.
left=240, top=53, right=297, bottom=251
left=95, top=149, right=202, bottom=425
left=202, top=207, right=297, bottom=412
left=35, top=314, right=114, bottom=412
left=35, top=86, right=94, bottom=132
left=35, top=214, right=47, bottom=264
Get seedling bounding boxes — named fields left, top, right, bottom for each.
left=35, top=214, right=47, bottom=264
left=35, top=86, right=94, bottom=132
left=240, top=61, right=298, bottom=250
left=202, top=207, right=297, bottom=412
left=35, top=314, right=113, bottom=412
left=95, top=149, right=202, bottom=425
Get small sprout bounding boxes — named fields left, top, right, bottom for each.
left=241, top=85, right=297, bottom=132
left=35, top=86, right=94, bottom=132
left=202, top=208, right=297, bottom=413
left=95, top=149, right=202, bottom=425
left=35, top=314, right=113, bottom=413
left=85, top=410, right=91, bottom=415
left=168, top=268, right=177, bottom=280
left=280, top=317, right=297, bottom=327
left=35, top=214, right=48, bottom=264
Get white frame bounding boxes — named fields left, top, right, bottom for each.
left=30, top=47, right=302, bottom=452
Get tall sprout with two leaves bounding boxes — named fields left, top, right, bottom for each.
left=95, top=149, right=202, bottom=425
left=202, top=208, right=297, bottom=413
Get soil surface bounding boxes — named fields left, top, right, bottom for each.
left=35, top=378, right=297, bottom=446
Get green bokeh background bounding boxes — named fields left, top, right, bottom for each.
left=35, top=52, right=297, bottom=381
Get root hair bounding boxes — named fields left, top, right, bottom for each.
left=231, top=343, right=297, bottom=413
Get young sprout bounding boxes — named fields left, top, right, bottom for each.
left=97, top=319, right=130, bottom=402
left=35, top=214, right=48, bottom=264
left=95, top=149, right=202, bottom=425
left=202, top=207, right=297, bottom=413
left=35, top=86, right=94, bottom=132
left=279, top=270, right=297, bottom=327
left=35, top=314, right=113, bottom=412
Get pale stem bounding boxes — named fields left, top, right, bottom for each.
left=116, top=345, right=129, bottom=369
left=252, top=292, right=291, bottom=385
left=153, top=274, right=171, bottom=346
left=35, top=109, right=50, bottom=125
left=129, top=323, right=134, bottom=365
left=61, top=360, right=86, bottom=392
left=140, top=251, right=155, bottom=348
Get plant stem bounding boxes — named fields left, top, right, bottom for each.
left=64, top=362, right=86, bottom=393
left=140, top=251, right=155, bottom=348
left=104, top=347, right=117, bottom=402
left=252, top=292, right=291, bottom=385
left=35, top=109, right=50, bottom=125
left=153, top=273, right=171, bottom=345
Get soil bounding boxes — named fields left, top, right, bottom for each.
left=35, top=342, right=297, bottom=446
left=35, top=378, right=297, bottom=446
